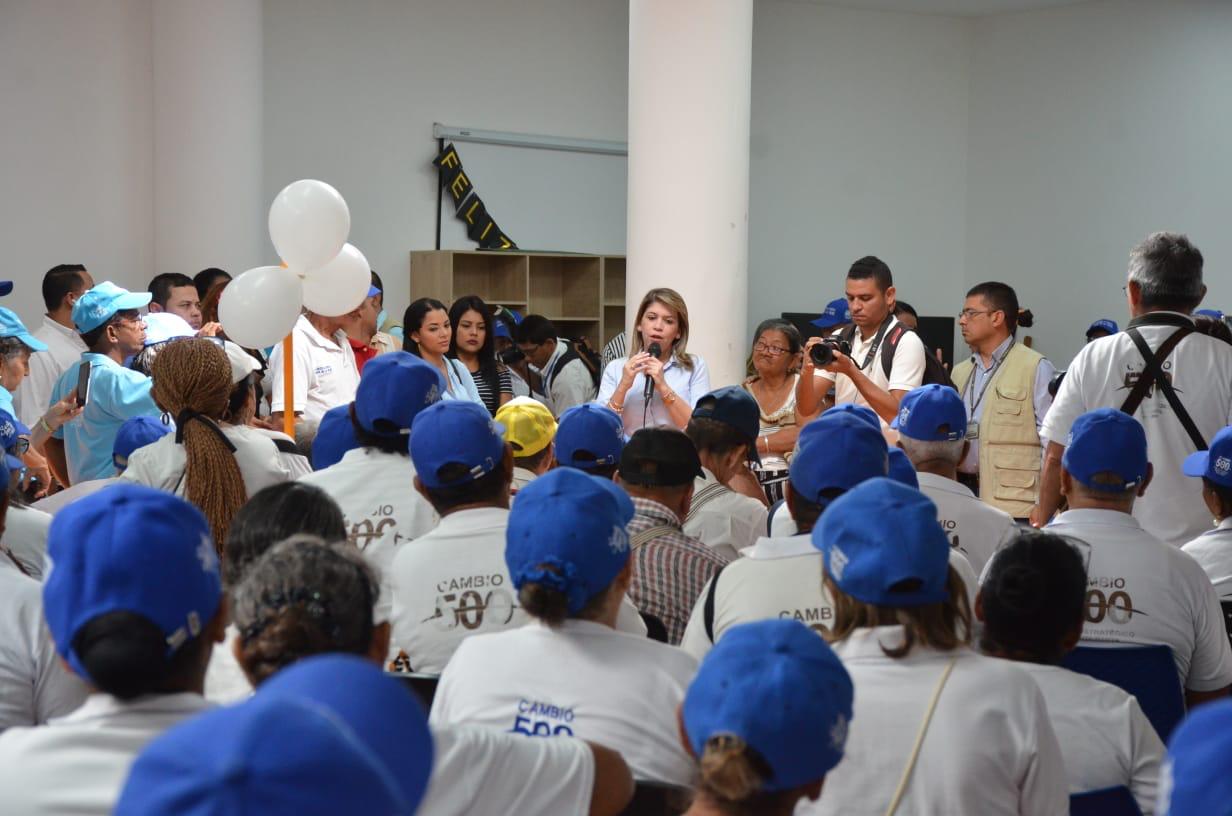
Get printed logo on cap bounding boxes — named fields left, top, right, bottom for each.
left=1217, top=456, right=1232, bottom=477
left=607, top=526, right=629, bottom=555
left=829, top=545, right=849, bottom=581
left=89, top=304, right=110, bottom=319
left=897, top=406, right=910, bottom=427
left=425, top=384, right=440, bottom=405
left=196, top=533, right=219, bottom=575
left=0, top=419, right=13, bottom=438
left=830, top=714, right=849, bottom=752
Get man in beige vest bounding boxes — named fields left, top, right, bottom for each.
left=952, top=282, right=1055, bottom=519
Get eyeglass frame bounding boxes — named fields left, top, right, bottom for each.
left=957, top=308, right=997, bottom=321
left=752, top=341, right=792, bottom=357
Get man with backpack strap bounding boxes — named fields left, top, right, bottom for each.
left=797, top=256, right=931, bottom=427
left=514, top=315, right=598, bottom=418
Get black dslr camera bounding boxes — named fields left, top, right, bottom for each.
left=810, top=337, right=852, bottom=367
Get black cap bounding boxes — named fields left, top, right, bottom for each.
left=691, top=386, right=762, bottom=464
left=619, top=428, right=704, bottom=487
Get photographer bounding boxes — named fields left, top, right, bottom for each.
left=796, top=257, right=925, bottom=425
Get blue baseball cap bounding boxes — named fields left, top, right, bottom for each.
left=692, top=386, right=761, bottom=462
left=115, top=695, right=411, bottom=815
left=493, top=321, right=512, bottom=340
left=72, top=281, right=152, bottom=333
left=354, top=352, right=444, bottom=437
left=0, top=306, right=48, bottom=352
left=410, top=400, right=506, bottom=488
left=43, top=484, right=222, bottom=682
left=367, top=284, right=382, bottom=298
left=811, top=298, right=851, bottom=329
left=790, top=414, right=888, bottom=504
left=113, top=415, right=173, bottom=471
left=507, top=468, right=634, bottom=615
left=0, top=410, right=28, bottom=472
left=1158, top=699, right=1232, bottom=816
left=888, top=448, right=919, bottom=488
left=891, top=384, right=967, bottom=441
left=1195, top=309, right=1224, bottom=320
left=555, top=403, right=624, bottom=470
left=1086, top=319, right=1118, bottom=338
left=683, top=619, right=853, bottom=791
left=823, top=403, right=881, bottom=430
left=312, top=404, right=359, bottom=470
left=1183, top=425, right=1232, bottom=489
left=813, top=477, right=950, bottom=607
left=259, top=655, right=434, bottom=812
left=1063, top=408, right=1148, bottom=492
left=141, top=312, right=194, bottom=346
left=0, top=281, right=12, bottom=297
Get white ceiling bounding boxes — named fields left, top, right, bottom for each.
left=805, top=0, right=1089, bottom=16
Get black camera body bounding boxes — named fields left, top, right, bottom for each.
left=810, top=337, right=852, bottom=367
left=498, top=347, right=525, bottom=366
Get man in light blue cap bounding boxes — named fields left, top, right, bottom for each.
left=45, top=281, right=159, bottom=486
left=0, top=306, right=49, bottom=421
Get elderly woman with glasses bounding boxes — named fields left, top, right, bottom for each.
left=742, top=319, right=804, bottom=502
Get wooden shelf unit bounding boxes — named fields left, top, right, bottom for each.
left=409, top=250, right=625, bottom=349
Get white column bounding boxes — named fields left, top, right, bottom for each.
left=153, top=0, right=264, bottom=279
left=626, top=0, right=753, bottom=390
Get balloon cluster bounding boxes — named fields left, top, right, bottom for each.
left=219, top=180, right=371, bottom=349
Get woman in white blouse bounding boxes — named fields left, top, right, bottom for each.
left=403, top=298, right=482, bottom=405
left=597, top=288, right=710, bottom=437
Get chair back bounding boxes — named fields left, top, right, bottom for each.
left=1069, top=785, right=1142, bottom=816
left=1220, top=600, right=1232, bottom=649
left=1061, top=644, right=1183, bottom=740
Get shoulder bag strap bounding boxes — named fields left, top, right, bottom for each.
left=1122, top=327, right=1207, bottom=451
left=629, top=525, right=677, bottom=550
left=883, top=657, right=958, bottom=816
left=702, top=564, right=726, bottom=643
left=684, top=482, right=730, bottom=524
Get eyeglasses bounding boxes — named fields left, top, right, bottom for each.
left=753, top=341, right=790, bottom=356
left=958, top=309, right=995, bottom=320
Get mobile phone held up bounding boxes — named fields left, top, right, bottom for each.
left=75, top=361, right=92, bottom=407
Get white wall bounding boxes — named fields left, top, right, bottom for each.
left=966, top=0, right=1232, bottom=367
left=0, top=0, right=154, bottom=324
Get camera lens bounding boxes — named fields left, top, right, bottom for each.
left=809, top=343, right=834, bottom=367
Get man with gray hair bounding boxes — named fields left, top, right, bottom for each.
left=1036, top=231, right=1232, bottom=547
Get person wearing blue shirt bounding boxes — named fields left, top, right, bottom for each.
left=45, top=282, right=160, bottom=485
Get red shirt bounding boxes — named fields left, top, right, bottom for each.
left=348, top=337, right=378, bottom=373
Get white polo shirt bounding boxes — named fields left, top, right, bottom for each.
left=1041, top=316, right=1232, bottom=547
left=1, top=504, right=53, bottom=580
left=811, top=626, right=1068, bottom=816
left=12, top=316, right=86, bottom=428
left=683, top=468, right=768, bottom=561
left=812, top=316, right=926, bottom=426
left=299, top=447, right=439, bottom=621
left=1181, top=518, right=1232, bottom=600
left=917, top=472, right=1018, bottom=576
left=1046, top=508, right=1232, bottom=692
left=268, top=315, right=360, bottom=423
left=0, top=559, right=88, bottom=733
left=421, top=725, right=593, bottom=816
left=0, top=692, right=211, bottom=816
left=121, top=424, right=290, bottom=499
left=1016, top=662, right=1163, bottom=813
left=387, top=506, right=527, bottom=673
left=430, top=619, right=697, bottom=786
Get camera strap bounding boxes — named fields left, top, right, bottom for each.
left=843, top=315, right=895, bottom=372
left=1120, top=325, right=1207, bottom=451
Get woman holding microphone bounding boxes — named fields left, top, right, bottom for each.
left=597, top=288, right=710, bottom=437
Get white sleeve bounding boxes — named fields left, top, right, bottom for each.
left=1125, top=695, right=1164, bottom=816
left=1032, top=357, right=1057, bottom=433
left=14, top=352, right=60, bottom=429
left=1019, top=682, right=1072, bottom=816
left=596, top=359, right=623, bottom=406
left=686, top=355, right=711, bottom=407
left=679, top=577, right=716, bottom=662
left=1039, top=345, right=1091, bottom=446
left=1180, top=557, right=1232, bottom=692
left=887, top=330, right=927, bottom=393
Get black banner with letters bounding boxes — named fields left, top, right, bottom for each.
left=433, top=143, right=518, bottom=250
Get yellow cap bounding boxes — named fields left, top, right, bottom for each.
left=495, top=397, right=558, bottom=458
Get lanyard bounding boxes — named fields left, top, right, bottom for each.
left=963, top=341, right=1015, bottom=415
left=853, top=316, right=895, bottom=373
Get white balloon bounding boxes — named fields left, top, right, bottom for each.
left=302, top=243, right=372, bottom=317
left=268, top=179, right=351, bottom=271
left=219, top=265, right=304, bottom=348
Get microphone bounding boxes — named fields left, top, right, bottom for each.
left=643, top=342, right=662, bottom=403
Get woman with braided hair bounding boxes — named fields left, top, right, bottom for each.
left=121, top=338, right=289, bottom=548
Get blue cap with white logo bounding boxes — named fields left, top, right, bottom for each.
left=555, top=403, right=624, bottom=470
left=1183, top=425, right=1232, bottom=489
left=0, top=307, right=48, bottom=352
left=116, top=694, right=413, bottom=815
left=410, top=400, right=506, bottom=489
left=72, top=281, right=152, bottom=334
left=354, top=351, right=443, bottom=437
left=113, top=415, right=172, bottom=471
left=683, top=619, right=854, bottom=791
left=312, top=403, right=358, bottom=470
left=1063, top=408, right=1148, bottom=492
left=42, top=484, right=222, bottom=682
left=823, top=403, right=881, bottom=431
left=813, top=477, right=950, bottom=607
left=0, top=409, right=28, bottom=472
left=891, top=384, right=967, bottom=441
left=790, top=415, right=888, bottom=504
left=811, top=298, right=851, bottom=329
left=1195, top=309, right=1224, bottom=320
left=888, top=448, right=919, bottom=488
left=1086, top=319, right=1119, bottom=338
left=1157, top=699, right=1232, bottom=816
left=506, top=468, right=634, bottom=615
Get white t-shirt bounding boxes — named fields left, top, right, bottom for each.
left=0, top=692, right=211, bottom=816
left=0, top=559, right=88, bottom=733
left=268, top=315, right=361, bottom=423
left=1046, top=508, right=1232, bottom=692
left=31, top=477, right=117, bottom=516
left=421, top=725, right=593, bottom=816
left=1181, top=518, right=1232, bottom=601
left=1040, top=316, right=1232, bottom=547
left=430, top=619, right=697, bottom=786
left=683, top=468, right=768, bottom=562
left=121, top=424, right=291, bottom=499
left=12, top=316, right=86, bottom=428
left=811, top=626, right=1068, bottom=816
left=387, top=507, right=528, bottom=674
left=1017, top=662, right=1163, bottom=814
left=300, top=447, right=439, bottom=621
left=917, top=472, right=1018, bottom=576
left=812, top=316, right=926, bottom=425
left=1, top=504, right=53, bottom=580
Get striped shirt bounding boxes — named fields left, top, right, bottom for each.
left=467, top=364, right=513, bottom=417
left=627, top=497, right=729, bottom=645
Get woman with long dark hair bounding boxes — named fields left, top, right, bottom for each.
left=403, top=298, right=482, bottom=404
left=448, top=295, right=512, bottom=417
